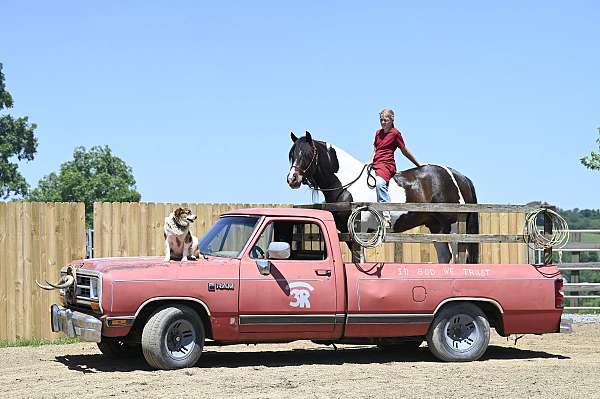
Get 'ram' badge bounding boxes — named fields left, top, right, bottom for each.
left=208, top=282, right=235, bottom=292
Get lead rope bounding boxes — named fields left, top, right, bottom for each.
left=523, top=208, right=569, bottom=250
left=523, top=208, right=569, bottom=268
left=347, top=205, right=386, bottom=248
left=307, top=164, right=378, bottom=192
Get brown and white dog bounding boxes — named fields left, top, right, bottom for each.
left=164, top=207, right=198, bottom=261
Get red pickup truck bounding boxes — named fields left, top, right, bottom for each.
left=48, top=207, right=568, bottom=370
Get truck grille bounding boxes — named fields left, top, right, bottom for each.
left=60, top=269, right=101, bottom=311
left=76, top=275, right=96, bottom=300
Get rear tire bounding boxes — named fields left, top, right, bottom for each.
left=426, top=303, right=490, bottom=362
left=141, top=305, right=205, bottom=370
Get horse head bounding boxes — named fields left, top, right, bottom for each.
left=287, top=131, right=318, bottom=189
left=287, top=131, right=341, bottom=189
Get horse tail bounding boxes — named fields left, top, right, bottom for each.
left=466, top=178, right=479, bottom=264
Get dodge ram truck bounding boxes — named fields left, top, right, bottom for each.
left=47, top=207, right=567, bottom=370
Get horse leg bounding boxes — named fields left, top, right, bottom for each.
left=392, top=212, right=429, bottom=233
left=427, top=219, right=453, bottom=264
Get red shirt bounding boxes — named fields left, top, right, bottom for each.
left=373, top=127, right=406, bottom=182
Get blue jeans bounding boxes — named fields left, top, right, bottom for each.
left=375, top=176, right=391, bottom=203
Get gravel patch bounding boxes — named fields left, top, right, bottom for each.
left=562, top=313, right=600, bottom=323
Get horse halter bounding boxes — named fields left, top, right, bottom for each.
left=292, top=141, right=318, bottom=185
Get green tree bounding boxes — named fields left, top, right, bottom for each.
left=0, top=63, right=38, bottom=198
left=27, top=145, right=141, bottom=226
left=580, top=127, right=600, bottom=170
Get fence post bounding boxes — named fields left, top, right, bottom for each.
left=456, top=214, right=468, bottom=263
left=570, top=232, right=581, bottom=308
left=543, top=208, right=553, bottom=265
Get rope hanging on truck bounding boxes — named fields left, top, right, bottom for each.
left=523, top=208, right=569, bottom=251
left=347, top=206, right=386, bottom=248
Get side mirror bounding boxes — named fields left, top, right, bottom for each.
left=267, top=242, right=291, bottom=260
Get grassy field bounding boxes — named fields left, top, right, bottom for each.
left=0, top=337, right=79, bottom=348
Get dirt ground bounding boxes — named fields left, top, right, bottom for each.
left=1, top=323, right=599, bottom=399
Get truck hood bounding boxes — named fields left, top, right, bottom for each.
left=72, top=256, right=239, bottom=279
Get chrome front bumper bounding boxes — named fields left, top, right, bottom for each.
left=560, top=316, right=573, bottom=333
left=51, top=304, right=102, bottom=342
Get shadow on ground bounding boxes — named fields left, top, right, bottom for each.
left=54, top=344, right=569, bottom=373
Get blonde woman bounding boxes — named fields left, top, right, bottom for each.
left=369, top=109, right=421, bottom=225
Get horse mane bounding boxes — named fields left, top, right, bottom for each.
left=327, top=144, right=339, bottom=173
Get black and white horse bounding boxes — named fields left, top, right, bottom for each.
left=287, top=131, right=479, bottom=264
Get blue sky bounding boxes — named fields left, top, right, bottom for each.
left=2, top=1, right=598, bottom=209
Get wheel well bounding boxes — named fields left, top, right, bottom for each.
left=434, top=300, right=505, bottom=336
left=131, top=300, right=213, bottom=340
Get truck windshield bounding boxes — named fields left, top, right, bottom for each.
left=198, top=215, right=260, bottom=258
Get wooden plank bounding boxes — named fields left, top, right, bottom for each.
left=31, top=203, right=42, bottom=339
left=516, top=213, right=527, bottom=264
left=5, top=202, right=17, bottom=341
left=130, top=203, right=140, bottom=256
left=563, top=284, right=600, bottom=292
left=339, top=233, right=526, bottom=243
left=508, top=213, right=518, bottom=263
left=295, top=202, right=541, bottom=213
left=479, top=213, right=490, bottom=263
left=456, top=214, right=467, bottom=263
left=15, top=202, right=24, bottom=339
left=37, top=203, right=50, bottom=339
left=0, top=203, right=7, bottom=340
left=490, top=213, right=500, bottom=264
left=119, top=202, right=128, bottom=256
left=139, top=202, right=148, bottom=256
left=561, top=242, right=600, bottom=250
left=101, top=202, right=111, bottom=258
left=93, top=202, right=101, bottom=258
left=22, top=202, right=33, bottom=339
left=558, top=263, right=600, bottom=270
left=499, top=213, right=510, bottom=264
left=110, top=202, right=119, bottom=257
left=420, top=226, right=431, bottom=263
left=46, top=203, right=59, bottom=339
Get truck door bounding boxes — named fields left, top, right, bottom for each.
left=239, top=217, right=337, bottom=336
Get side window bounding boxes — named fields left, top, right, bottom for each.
left=250, top=220, right=327, bottom=261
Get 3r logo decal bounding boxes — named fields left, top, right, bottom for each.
left=287, top=282, right=314, bottom=308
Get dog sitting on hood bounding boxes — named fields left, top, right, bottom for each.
left=164, top=207, right=198, bottom=261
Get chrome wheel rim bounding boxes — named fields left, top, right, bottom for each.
left=165, top=319, right=196, bottom=360
left=443, top=313, right=479, bottom=352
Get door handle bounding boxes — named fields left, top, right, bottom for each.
left=315, top=269, right=331, bottom=277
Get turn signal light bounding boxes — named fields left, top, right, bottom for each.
left=555, top=279, right=564, bottom=308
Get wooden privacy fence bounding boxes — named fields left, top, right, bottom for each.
left=93, top=203, right=291, bottom=257
left=0, top=202, right=85, bottom=341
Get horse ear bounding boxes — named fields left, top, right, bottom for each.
left=328, top=146, right=340, bottom=173
left=291, top=132, right=298, bottom=142
left=305, top=131, right=313, bottom=143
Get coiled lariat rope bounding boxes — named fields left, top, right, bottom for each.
left=523, top=208, right=569, bottom=251
left=347, top=206, right=387, bottom=248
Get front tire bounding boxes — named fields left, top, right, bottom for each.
left=141, top=305, right=205, bottom=370
left=426, top=303, right=490, bottom=362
